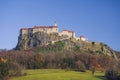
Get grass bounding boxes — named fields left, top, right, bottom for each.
left=11, top=69, right=104, bottom=80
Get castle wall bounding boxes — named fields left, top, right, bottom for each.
left=59, top=30, right=75, bottom=38
left=72, top=32, right=75, bottom=38
left=68, top=32, right=75, bottom=38
left=28, top=28, right=33, bottom=34
left=51, top=27, right=58, bottom=33
left=74, top=37, right=80, bottom=40
left=80, top=36, right=87, bottom=41
left=20, top=26, right=77, bottom=39
left=20, top=28, right=28, bottom=35
left=80, top=37, right=86, bottom=41
left=33, top=28, right=39, bottom=33
left=33, top=26, right=58, bottom=33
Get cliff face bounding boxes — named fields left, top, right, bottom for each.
left=15, top=31, right=118, bottom=60
left=15, top=32, right=67, bottom=50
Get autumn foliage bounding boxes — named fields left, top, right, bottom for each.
left=0, top=56, right=9, bottom=80
left=0, top=49, right=116, bottom=72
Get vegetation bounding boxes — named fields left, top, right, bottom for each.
left=0, top=40, right=119, bottom=80
left=0, top=49, right=116, bottom=70
left=12, top=69, right=104, bottom=80
left=0, top=56, right=9, bottom=80
left=105, top=69, right=118, bottom=80
left=104, top=60, right=120, bottom=80
left=9, top=62, right=25, bottom=77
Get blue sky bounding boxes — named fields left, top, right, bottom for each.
left=0, top=0, right=120, bottom=51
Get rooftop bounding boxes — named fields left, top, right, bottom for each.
left=34, top=26, right=58, bottom=28
left=62, top=30, right=74, bottom=33
left=21, top=26, right=58, bottom=30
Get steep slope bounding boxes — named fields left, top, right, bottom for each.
left=15, top=31, right=118, bottom=60
left=15, top=32, right=68, bottom=50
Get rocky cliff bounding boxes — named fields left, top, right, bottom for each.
left=15, top=32, right=68, bottom=50
left=15, top=31, right=118, bottom=60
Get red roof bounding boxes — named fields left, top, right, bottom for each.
left=21, top=26, right=58, bottom=30
left=62, top=30, right=74, bottom=33
left=62, top=30, right=68, bottom=31
left=80, top=36, right=85, bottom=38
left=34, top=26, right=58, bottom=29
left=68, top=31, right=74, bottom=33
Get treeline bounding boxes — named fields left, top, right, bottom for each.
left=0, top=50, right=115, bottom=71
left=1, top=49, right=120, bottom=80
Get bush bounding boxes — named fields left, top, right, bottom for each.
left=0, top=57, right=9, bottom=80
left=65, top=67, right=71, bottom=72
left=90, top=66, right=96, bottom=75
left=104, top=69, right=119, bottom=80
left=75, top=60, right=86, bottom=72
left=9, top=62, right=25, bottom=77
left=79, top=63, right=86, bottom=72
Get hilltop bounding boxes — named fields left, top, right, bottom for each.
left=15, top=23, right=87, bottom=50
left=15, top=23, right=118, bottom=60
left=0, top=23, right=120, bottom=80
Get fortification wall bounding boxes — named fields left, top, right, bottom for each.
left=21, top=26, right=58, bottom=35
left=59, top=30, right=75, bottom=38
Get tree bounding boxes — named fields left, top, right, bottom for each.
left=92, top=42, right=95, bottom=46
left=75, top=60, right=86, bottom=72
left=74, top=53, right=90, bottom=69
left=9, top=62, right=25, bottom=76
left=74, top=45, right=80, bottom=51
left=34, top=53, right=44, bottom=69
left=91, top=66, right=95, bottom=75
left=0, top=56, right=9, bottom=80
left=98, top=55, right=115, bottom=69
left=105, top=68, right=118, bottom=80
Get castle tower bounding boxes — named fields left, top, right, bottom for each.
left=54, top=21, right=57, bottom=26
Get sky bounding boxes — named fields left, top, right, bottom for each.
left=0, top=0, right=120, bottom=51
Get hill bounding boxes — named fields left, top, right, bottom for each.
left=15, top=26, right=118, bottom=60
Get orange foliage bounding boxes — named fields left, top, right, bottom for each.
left=0, top=57, right=7, bottom=63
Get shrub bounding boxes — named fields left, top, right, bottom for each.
left=104, top=67, right=120, bottom=80
left=75, top=60, right=86, bottom=72
left=65, top=67, right=71, bottom=72
left=9, top=62, right=25, bottom=77
left=0, top=57, right=9, bottom=80
left=90, top=66, right=96, bottom=75
left=79, top=63, right=86, bottom=72
left=74, top=45, right=80, bottom=51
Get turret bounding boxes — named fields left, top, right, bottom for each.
left=54, top=21, right=57, bottom=26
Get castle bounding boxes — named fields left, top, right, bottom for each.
left=20, top=23, right=58, bottom=35
left=20, top=23, right=87, bottom=41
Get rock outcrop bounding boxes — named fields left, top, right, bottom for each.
left=15, top=28, right=118, bottom=60
left=15, top=32, right=68, bottom=50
